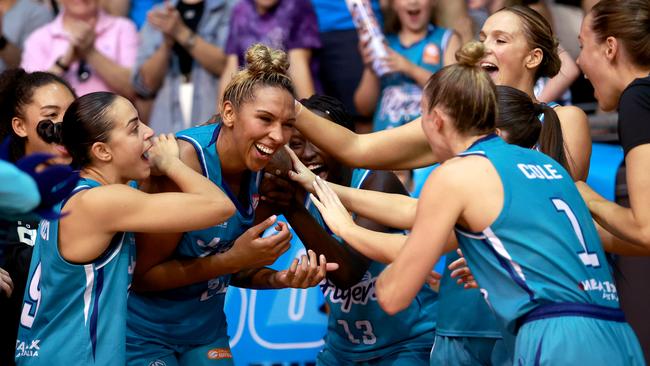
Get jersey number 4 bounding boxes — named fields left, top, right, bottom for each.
left=552, top=198, right=600, bottom=267
left=20, top=262, right=42, bottom=328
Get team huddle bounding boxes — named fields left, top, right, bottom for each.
left=1, top=0, right=650, bottom=365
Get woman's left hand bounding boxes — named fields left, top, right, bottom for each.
left=309, top=176, right=356, bottom=237
left=272, top=250, right=339, bottom=288
left=449, top=249, right=478, bottom=289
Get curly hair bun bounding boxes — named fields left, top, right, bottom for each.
left=36, top=119, right=63, bottom=144
left=245, top=43, right=290, bottom=76
left=455, top=41, right=486, bottom=67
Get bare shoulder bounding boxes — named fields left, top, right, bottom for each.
left=555, top=105, right=588, bottom=126
left=428, top=155, right=495, bottom=190
left=178, top=138, right=202, bottom=173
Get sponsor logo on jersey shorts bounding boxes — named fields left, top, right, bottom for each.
left=207, top=348, right=233, bottom=360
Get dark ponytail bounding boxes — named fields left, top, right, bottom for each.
left=0, top=69, right=76, bottom=161
left=36, top=92, right=118, bottom=168
left=496, top=86, right=569, bottom=171
left=536, top=103, right=569, bottom=171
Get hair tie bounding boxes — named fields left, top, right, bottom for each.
left=533, top=103, right=546, bottom=115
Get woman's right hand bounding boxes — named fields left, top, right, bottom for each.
left=148, top=134, right=180, bottom=175
left=285, top=145, right=317, bottom=193
left=358, top=37, right=375, bottom=72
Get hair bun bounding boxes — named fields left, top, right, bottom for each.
left=36, top=119, right=63, bottom=144
left=245, top=43, right=290, bottom=76
left=455, top=41, right=486, bottom=67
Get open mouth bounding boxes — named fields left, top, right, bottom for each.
left=480, top=62, right=499, bottom=76
left=254, top=143, right=275, bottom=157
left=407, top=9, right=421, bottom=17
left=307, top=163, right=327, bottom=177
left=142, top=144, right=152, bottom=162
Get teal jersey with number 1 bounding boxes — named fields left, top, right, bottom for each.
left=454, top=135, right=619, bottom=332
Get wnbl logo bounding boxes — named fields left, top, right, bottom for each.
left=321, top=271, right=377, bottom=313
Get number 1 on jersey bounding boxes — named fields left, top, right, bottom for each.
left=552, top=198, right=600, bottom=267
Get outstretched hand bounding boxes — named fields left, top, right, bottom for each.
left=449, top=249, right=478, bottom=289
left=230, top=215, right=292, bottom=270
left=285, top=145, right=317, bottom=193
left=272, top=249, right=339, bottom=289
left=309, top=176, right=356, bottom=237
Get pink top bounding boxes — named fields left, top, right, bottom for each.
left=21, top=11, right=138, bottom=96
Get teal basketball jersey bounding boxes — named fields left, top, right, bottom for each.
left=311, top=169, right=437, bottom=361
left=453, top=135, right=620, bottom=334
left=436, top=250, right=502, bottom=338
left=16, top=178, right=136, bottom=366
left=373, top=25, right=453, bottom=131
left=127, top=124, right=260, bottom=345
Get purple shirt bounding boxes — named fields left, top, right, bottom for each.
left=21, top=11, right=138, bottom=96
left=225, top=0, right=321, bottom=70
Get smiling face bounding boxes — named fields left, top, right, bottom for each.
left=479, top=11, right=536, bottom=89
left=289, top=127, right=344, bottom=184
left=222, top=86, right=295, bottom=172
left=12, top=82, right=75, bottom=163
left=101, top=97, right=154, bottom=181
left=392, top=0, right=434, bottom=34
left=576, top=14, right=620, bottom=112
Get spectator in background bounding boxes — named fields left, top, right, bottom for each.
left=133, top=0, right=233, bottom=133
left=310, top=0, right=382, bottom=122
left=218, top=0, right=320, bottom=101
left=0, top=0, right=52, bottom=72
left=21, top=0, right=138, bottom=98
left=354, top=0, right=460, bottom=132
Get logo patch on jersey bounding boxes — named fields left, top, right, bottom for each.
left=579, top=278, right=619, bottom=302
left=207, top=348, right=232, bottom=360
left=148, top=360, right=167, bottom=366
left=15, top=340, right=40, bottom=358
left=251, top=193, right=260, bottom=211
left=422, top=43, right=441, bottom=65
left=39, top=220, right=50, bottom=241
left=320, top=271, right=377, bottom=313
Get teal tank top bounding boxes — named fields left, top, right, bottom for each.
left=435, top=250, right=502, bottom=338
left=16, top=178, right=136, bottom=366
left=310, top=169, right=437, bottom=361
left=127, top=124, right=261, bottom=345
left=373, top=25, right=453, bottom=131
left=454, top=135, right=619, bottom=334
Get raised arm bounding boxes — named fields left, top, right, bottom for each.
left=288, top=49, right=315, bottom=99
left=537, top=46, right=581, bottom=104
left=132, top=216, right=292, bottom=291
left=577, top=145, right=650, bottom=253
left=294, top=107, right=435, bottom=169
left=286, top=146, right=418, bottom=228
left=376, top=165, right=462, bottom=314
left=61, top=135, right=235, bottom=263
